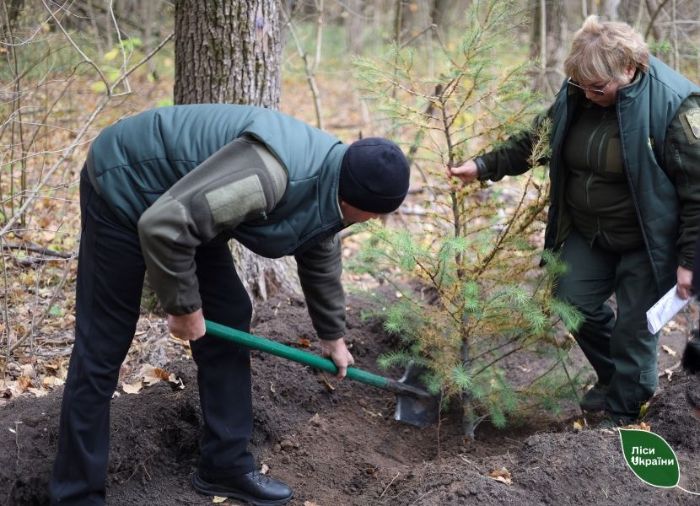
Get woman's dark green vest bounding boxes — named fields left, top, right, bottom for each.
left=546, top=56, right=700, bottom=292
left=86, top=104, right=348, bottom=258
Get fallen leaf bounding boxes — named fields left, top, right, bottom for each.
left=304, top=502, right=319, bottom=506
left=42, top=376, right=65, bottom=388
left=17, top=376, right=32, bottom=392
left=572, top=419, right=584, bottom=431
left=20, top=364, right=35, bottom=378
left=168, top=373, right=185, bottom=390
left=488, top=467, right=512, bottom=485
left=260, top=463, right=270, bottom=475
left=664, top=369, right=673, bottom=381
left=662, top=345, right=677, bottom=357
left=319, top=374, right=335, bottom=392
left=297, top=338, right=311, bottom=348
left=639, top=401, right=650, bottom=418
left=141, top=365, right=169, bottom=386
left=122, top=381, right=142, bottom=394
left=212, top=497, right=227, bottom=504
left=28, top=387, right=48, bottom=398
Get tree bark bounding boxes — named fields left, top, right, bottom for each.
left=345, top=0, right=365, bottom=54
left=529, top=0, right=567, bottom=95
left=174, top=0, right=299, bottom=300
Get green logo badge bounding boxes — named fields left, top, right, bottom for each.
left=619, top=429, right=679, bottom=488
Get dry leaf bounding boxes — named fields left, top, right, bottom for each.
left=20, top=364, right=35, bottom=378
left=488, top=467, right=512, bottom=485
left=572, top=419, right=584, bottom=431
left=212, top=497, right=227, bottom=504
left=260, top=463, right=270, bottom=475
left=319, top=374, right=335, bottom=392
left=17, top=376, right=32, bottom=393
left=304, top=502, right=319, bottom=506
left=297, top=338, right=311, bottom=348
left=662, top=345, right=677, bottom=357
left=42, top=376, right=65, bottom=388
left=141, top=365, right=169, bottom=386
left=28, top=387, right=48, bottom=398
left=664, top=368, right=673, bottom=381
left=122, top=381, right=142, bottom=394
left=168, top=373, right=185, bottom=390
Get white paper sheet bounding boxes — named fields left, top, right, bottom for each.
left=646, top=284, right=690, bottom=334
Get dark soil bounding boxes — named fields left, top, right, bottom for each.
left=1, top=293, right=699, bottom=505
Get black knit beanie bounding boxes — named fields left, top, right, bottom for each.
left=339, top=138, right=410, bottom=214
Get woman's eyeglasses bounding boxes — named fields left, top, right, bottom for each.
left=567, top=77, right=609, bottom=96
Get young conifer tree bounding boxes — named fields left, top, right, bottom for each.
left=353, top=0, right=583, bottom=437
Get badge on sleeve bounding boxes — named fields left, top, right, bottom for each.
left=681, top=108, right=700, bottom=143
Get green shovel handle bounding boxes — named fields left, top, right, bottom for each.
left=204, top=319, right=431, bottom=399
left=205, top=319, right=389, bottom=388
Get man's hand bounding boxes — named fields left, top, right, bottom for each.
left=677, top=266, right=693, bottom=300
left=320, top=338, right=355, bottom=379
left=447, top=159, right=479, bottom=184
left=168, top=309, right=206, bottom=341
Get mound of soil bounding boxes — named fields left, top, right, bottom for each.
left=1, top=293, right=699, bottom=505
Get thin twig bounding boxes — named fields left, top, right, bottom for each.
left=0, top=30, right=174, bottom=239
left=41, top=0, right=110, bottom=90
left=2, top=242, right=71, bottom=258
left=379, top=472, right=400, bottom=499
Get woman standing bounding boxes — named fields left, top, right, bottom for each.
left=450, top=16, right=700, bottom=426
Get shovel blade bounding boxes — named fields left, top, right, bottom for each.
left=394, top=362, right=440, bottom=428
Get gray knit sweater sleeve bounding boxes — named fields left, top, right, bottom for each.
left=138, top=137, right=287, bottom=315
left=295, top=235, right=346, bottom=340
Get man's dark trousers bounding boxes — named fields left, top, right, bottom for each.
left=555, top=229, right=660, bottom=419
left=50, top=172, right=255, bottom=504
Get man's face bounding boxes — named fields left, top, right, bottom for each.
left=339, top=200, right=382, bottom=226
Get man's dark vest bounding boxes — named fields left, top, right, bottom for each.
left=86, top=104, right=348, bottom=258
left=545, top=56, right=700, bottom=292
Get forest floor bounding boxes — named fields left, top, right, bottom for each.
left=1, top=288, right=699, bottom=506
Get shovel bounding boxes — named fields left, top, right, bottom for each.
left=205, top=319, right=439, bottom=427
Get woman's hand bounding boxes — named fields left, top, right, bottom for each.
left=676, top=266, right=693, bottom=300
left=447, top=159, right=479, bottom=184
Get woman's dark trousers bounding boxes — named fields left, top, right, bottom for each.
left=555, top=230, right=659, bottom=419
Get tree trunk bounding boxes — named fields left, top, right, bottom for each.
left=345, top=0, right=365, bottom=54
left=174, top=0, right=299, bottom=301
left=529, top=0, right=567, bottom=95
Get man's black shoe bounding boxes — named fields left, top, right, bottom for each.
left=192, top=470, right=293, bottom=506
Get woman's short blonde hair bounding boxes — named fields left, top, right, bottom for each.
left=564, top=16, right=649, bottom=83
